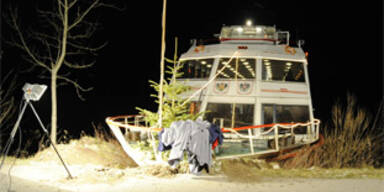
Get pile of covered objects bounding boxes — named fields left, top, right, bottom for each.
left=158, top=119, right=223, bottom=175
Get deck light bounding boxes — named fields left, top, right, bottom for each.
left=246, top=20, right=252, bottom=26
left=201, top=61, right=207, bottom=65
left=286, top=62, right=292, bottom=66
left=236, top=27, right=243, bottom=33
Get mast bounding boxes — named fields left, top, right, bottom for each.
left=158, top=0, right=167, bottom=129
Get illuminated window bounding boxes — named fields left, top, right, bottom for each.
left=179, top=58, right=214, bottom=79
left=205, top=103, right=254, bottom=132
left=216, top=58, right=256, bottom=79
left=262, top=59, right=305, bottom=82
left=262, top=104, right=310, bottom=134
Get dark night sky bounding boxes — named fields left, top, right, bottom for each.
left=1, top=0, right=383, bottom=138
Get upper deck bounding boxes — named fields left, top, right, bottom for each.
left=180, top=24, right=306, bottom=62
left=180, top=43, right=306, bottom=63
left=177, top=24, right=310, bottom=102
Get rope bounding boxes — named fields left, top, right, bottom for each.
left=181, top=51, right=240, bottom=106
left=106, top=115, right=320, bottom=141
left=222, top=119, right=320, bottom=139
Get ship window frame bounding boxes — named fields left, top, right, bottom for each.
left=261, top=104, right=311, bottom=134
left=178, top=58, right=214, bottom=79
left=205, top=102, right=255, bottom=131
left=216, top=57, right=256, bottom=80
left=261, top=59, right=306, bottom=83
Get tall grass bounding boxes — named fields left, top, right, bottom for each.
left=283, top=93, right=383, bottom=168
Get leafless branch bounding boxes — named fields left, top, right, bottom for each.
left=57, top=0, right=64, bottom=21
left=68, top=0, right=100, bottom=31
left=67, top=41, right=108, bottom=53
left=43, top=39, right=55, bottom=65
left=95, top=2, right=126, bottom=11
left=0, top=70, right=18, bottom=100
left=68, top=32, right=91, bottom=40
left=0, top=98, right=15, bottom=124
left=66, top=50, right=86, bottom=55
left=63, top=60, right=95, bottom=69
left=8, top=7, right=51, bottom=72
left=57, top=0, right=65, bottom=8
left=57, top=75, right=93, bottom=101
left=0, top=70, right=17, bottom=125
left=68, top=0, right=78, bottom=9
left=31, top=31, right=60, bottom=44
left=37, top=9, right=60, bottom=19
left=68, top=22, right=98, bottom=40
left=21, top=56, right=51, bottom=73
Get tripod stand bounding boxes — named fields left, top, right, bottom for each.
left=0, top=97, right=73, bottom=179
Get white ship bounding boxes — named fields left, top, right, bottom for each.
left=106, top=21, right=321, bottom=165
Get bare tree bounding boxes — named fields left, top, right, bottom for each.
left=7, top=0, right=116, bottom=144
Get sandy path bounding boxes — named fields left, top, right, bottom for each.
left=1, top=163, right=383, bottom=192
left=0, top=173, right=71, bottom=192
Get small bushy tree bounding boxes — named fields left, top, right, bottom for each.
left=136, top=61, right=202, bottom=129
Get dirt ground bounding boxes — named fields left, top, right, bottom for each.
left=1, top=163, right=383, bottom=192
left=0, top=136, right=383, bottom=192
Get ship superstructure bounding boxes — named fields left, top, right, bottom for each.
left=177, top=22, right=319, bottom=158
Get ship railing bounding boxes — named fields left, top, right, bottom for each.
left=214, top=118, right=321, bottom=153
left=105, top=115, right=164, bottom=166
left=106, top=115, right=320, bottom=165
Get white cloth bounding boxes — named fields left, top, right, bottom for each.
left=161, top=120, right=211, bottom=166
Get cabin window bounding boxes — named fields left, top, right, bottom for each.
left=216, top=58, right=256, bottom=79
left=262, top=59, right=305, bottom=82
left=179, top=59, right=214, bottom=79
left=205, top=103, right=254, bottom=131
left=262, top=104, right=310, bottom=133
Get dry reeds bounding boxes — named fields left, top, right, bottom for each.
left=283, top=93, right=382, bottom=168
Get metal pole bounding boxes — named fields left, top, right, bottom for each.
left=157, top=0, right=167, bottom=130
left=0, top=0, right=3, bottom=146
left=0, top=0, right=2, bottom=90
left=28, top=102, right=73, bottom=179
left=274, top=125, right=279, bottom=151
